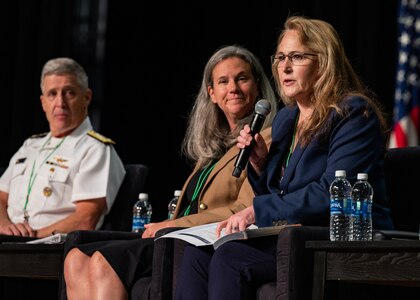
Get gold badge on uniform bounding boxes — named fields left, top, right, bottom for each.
left=43, top=187, right=53, bottom=197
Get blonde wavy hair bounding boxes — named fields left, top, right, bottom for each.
left=272, top=16, right=387, bottom=146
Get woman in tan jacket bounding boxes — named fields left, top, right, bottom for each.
left=63, top=44, right=277, bottom=300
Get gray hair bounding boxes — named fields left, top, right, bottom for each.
left=40, top=57, right=88, bottom=92
left=182, top=45, right=278, bottom=169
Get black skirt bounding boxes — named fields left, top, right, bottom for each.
left=77, top=237, right=155, bottom=291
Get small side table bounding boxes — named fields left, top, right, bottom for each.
left=306, top=240, right=420, bottom=300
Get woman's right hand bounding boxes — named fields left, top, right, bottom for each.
left=237, top=124, right=268, bottom=175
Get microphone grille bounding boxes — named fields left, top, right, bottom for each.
left=254, top=99, right=271, bottom=116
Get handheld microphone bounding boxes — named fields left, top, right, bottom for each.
left=232, top=99, right=272, bottom=178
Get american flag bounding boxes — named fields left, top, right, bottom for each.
left=388, top=0, right=420, bottom=148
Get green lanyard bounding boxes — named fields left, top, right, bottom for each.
left=183, top=162, right=217, bottom=216
left=23, top=136, right=66, bottom=222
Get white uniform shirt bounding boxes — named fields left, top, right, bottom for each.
left=0, top=117, right=126, bottom=230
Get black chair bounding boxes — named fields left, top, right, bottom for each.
left=384, top=146, right=420, bottom=232
left=61, top=163, right=150, bottom=265
left=255, top=146, right=420, bottom=299
left=140, top=226, right=329, bottom=300
left=0, top=163, right=149, bottom=300
left=100, top=163, right=149, bottom=231
left=145, top=146, right=420, bottom=300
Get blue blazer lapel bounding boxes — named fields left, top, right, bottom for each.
left=281, top=141, right=305, bottom=189
left=267, top=107, right=299, bottom=187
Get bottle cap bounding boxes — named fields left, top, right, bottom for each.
left=139, top=193, right=148, bottom=200
left=174, top=190, right=181, bottom=197
left=357, top=173, right=368, bottom=180
left=335, top=170, right=346, bottom=177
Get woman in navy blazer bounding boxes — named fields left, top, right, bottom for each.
left=175, top=16, right=394, bottom=300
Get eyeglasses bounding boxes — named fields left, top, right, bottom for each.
left=271, top=51, right=317, bottom=66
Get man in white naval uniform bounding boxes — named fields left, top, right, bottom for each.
left=0, top=57, right=125, bottom=238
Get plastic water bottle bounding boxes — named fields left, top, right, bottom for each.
left=351, top=173, right=373, bottom=241
left=132, top=193, right=152, bottom=233
left=168, top=190, right=181, bottom=220
left=329, top=170, right=353, bottom=241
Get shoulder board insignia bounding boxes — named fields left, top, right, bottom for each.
left=87, top=130, right=115, bottom=145
left=29, top=132, right=48, bottom=139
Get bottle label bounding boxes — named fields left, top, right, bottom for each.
left=330, top=198, right=352, bottom=215
left=361, top=202, right=372, bottom=217
left=352, top=201, right=362, bottom=216
left=132, top=216, right=151, bottom=230
left=330, top=199, right=342, bottom=214
left=344, top=197, right=352, bottom=214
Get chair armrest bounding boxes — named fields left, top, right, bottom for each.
left=130, top=227, right=188, bottom=300
left=276, top=226, right=329, bottom=300
left=147, top=227, right=188, bottom=300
